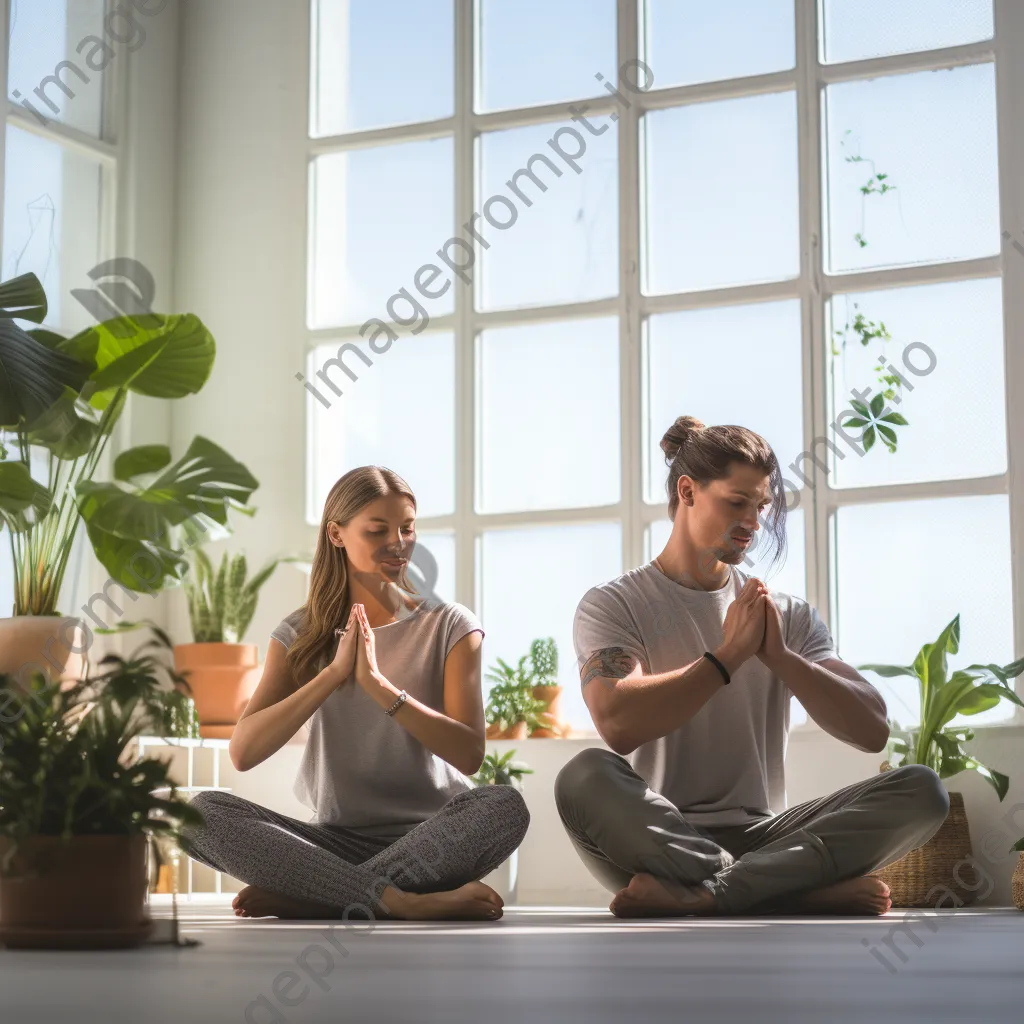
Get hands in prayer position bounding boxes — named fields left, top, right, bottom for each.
left=718, top=578, right=790, bottom=673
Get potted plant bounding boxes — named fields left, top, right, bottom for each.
left=174, top=548, right=297, bottom=736
left=483, top=657, right=550, bottom=739
left=0, top=271, right=258, bottom=682
left=1012, top=837, right=1024, bottom=911
left=472, top=748, right=534, bottom=789
left=471, top=749, right=532, bottom=902
left=858, top=613, right=1024, bottom=907
left=0, top=627, right=204, bottom=949
left=527, top=637, right=565, bottom=737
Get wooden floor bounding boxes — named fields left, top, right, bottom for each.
left=2, top=899, right=1023, bottom=1023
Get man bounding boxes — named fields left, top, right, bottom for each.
left=555, top=450, right=948, bottom=918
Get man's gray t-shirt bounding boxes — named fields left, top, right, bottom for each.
left=573, top=561, right=837, bottom=826
left=271, top=599, right=484, bottom=830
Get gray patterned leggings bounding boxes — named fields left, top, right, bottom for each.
left=182, top=785, right=530, bottom=916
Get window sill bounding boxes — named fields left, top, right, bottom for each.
left=789, top=716, right=1024, bottom=737
left=486, top=732, right=603, bottom=743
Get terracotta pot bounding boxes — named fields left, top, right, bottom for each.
left=533, top=684, right=563, bottom=722
left=0, top=616, right=88, bottom=689
left=1012, top=853, right=1024, bottom=911
left=501, top=721, right=529, bottom=740
left=530, top=685, right=563, bottom=737
left=0, top=834, right=153, bottom=949
left=173, top=643, right=261, bottom=736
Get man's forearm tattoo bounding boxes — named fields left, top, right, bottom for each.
left=580, top=647, right=639, bottom=689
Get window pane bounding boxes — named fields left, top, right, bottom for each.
left=306, top=334, right=455, bottom=522
left=409, top=531, right=455, bottom=605
left=643, top=0, right=795, bottom=89
left=826, top=277, right=1006, bottom=489
left=479, top=317, right=620, bottom=513
left=477, top=120, right=618, bottom=311
left=308, top=137, right=454, bottom=329
left=8, top=0, right=106, bottom=138
left=476, top=0, right=616, bottom=113
left=644, top=91, right=799, bottom=295
left=481, top=521, right=622, bottom=731
left=647, top=508, right=805, bottom=596
left=645, top=300, right=804, bottom=504
left=836, top=494, right=1014, bottom=728
left=2, top=125, right=102, bottom=332
left=824, top=63, right=999, bottom=274
left=821, top=0, right=993, bottom=64
left=310, top=0, right=453, bottom=136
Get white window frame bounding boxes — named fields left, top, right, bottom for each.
left=305, top=0, right=1024, bottom=732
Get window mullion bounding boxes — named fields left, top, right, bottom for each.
left=619, top=0, right=641, bottom=572
left=455, top=0, right=477, bottom=611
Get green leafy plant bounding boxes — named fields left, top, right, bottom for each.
left=184, top=549, right=298, bottom=643
left=471, top=749, right=533, bottom=787
left=1013, top=837, right=1024, bottom=854
left=0, top=271, right=258, bottom=615
left=842, top=390, right=909, bottom=455
left=831, top=131, right=911, bottom=455
left=484, top=643, right=555, bottom=733
left=484, top=672, right=549, bottom=733
left=841, top=129, right=898, bottom=250
left=858, top=613, right=1024, bottom=801
left=0, top=626, right=205, bottom=878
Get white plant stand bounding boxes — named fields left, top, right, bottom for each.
left=135, top=735, right=232, bottom=900
left=482, top=848, right=519, bottom=904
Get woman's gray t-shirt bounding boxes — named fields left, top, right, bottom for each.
left=574, top=561, right=837, bottom=827
left=270, top=598, right=484, bottom=829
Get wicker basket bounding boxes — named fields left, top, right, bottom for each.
left=869, top=786, right=977, bottom=908
left=1012, top=854, right=1024, bottom=910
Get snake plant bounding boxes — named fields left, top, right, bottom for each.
left=183, top=549, right=296, bottom=643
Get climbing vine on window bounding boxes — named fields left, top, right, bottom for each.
left=832, top=129, right=908, bottom=455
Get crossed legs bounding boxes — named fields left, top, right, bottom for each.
left=183, top=784, right=530, bottom=920
left=554, top=747, right=949, bottom=917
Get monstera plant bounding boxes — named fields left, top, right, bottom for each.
left=0, top=271, right=257, bottom=679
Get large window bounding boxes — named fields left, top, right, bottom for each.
left=1, top=0, right=119, bottom=615
left=305, top=0, right=1018, bottom=735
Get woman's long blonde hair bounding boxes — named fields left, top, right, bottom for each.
left=287, top=466, right=418, bottom=685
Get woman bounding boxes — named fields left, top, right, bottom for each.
left=182, top=466, right=530, bottom=921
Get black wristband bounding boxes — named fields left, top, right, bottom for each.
left=703, top=650, right=731, bottom=685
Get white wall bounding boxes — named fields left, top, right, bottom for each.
left=153, top=0, right=1024, bottom=908
left=170, top=0, right=311, bottom=651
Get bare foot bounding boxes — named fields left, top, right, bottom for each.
left=387, top=881, right=505, bottom=921
left=232, top=885, right=341, bottom=919
left=777, top=876, right=892, bottom=916
left=233, top=880, right=505, bottom=921
left=609, top=873, right=721, bottom=918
